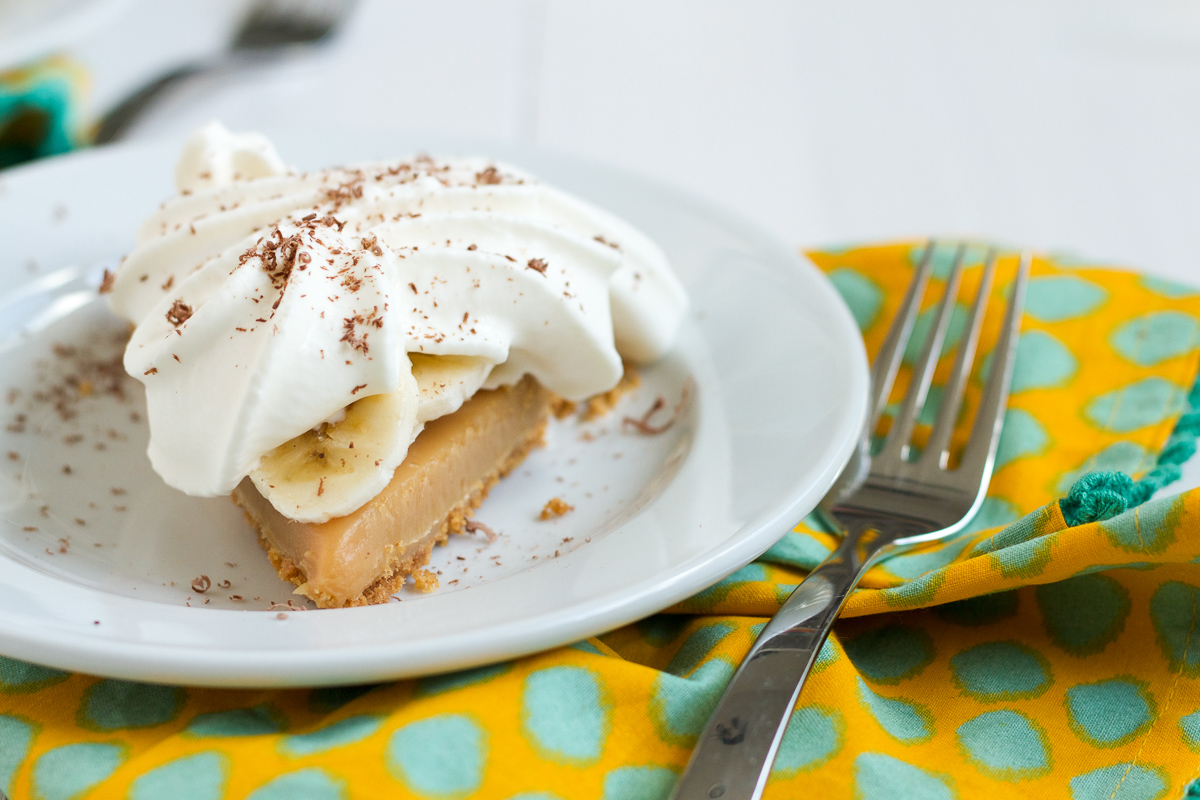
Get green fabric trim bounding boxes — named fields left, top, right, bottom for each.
left=1059, top=371, right=1200, bottom=527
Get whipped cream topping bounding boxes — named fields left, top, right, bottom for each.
left=109, top=123, right=687, bottom=514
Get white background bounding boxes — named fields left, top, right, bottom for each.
left=15, top=0, right=1200, bottom=489
left=64, top=0, right=1200, bottom=282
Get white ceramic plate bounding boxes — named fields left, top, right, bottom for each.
left=0, top=131, right=868, bottom=686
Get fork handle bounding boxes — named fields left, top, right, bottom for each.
left=94, top=64, right=208, bottom=145
left=670, top=520, right=887, bottom=800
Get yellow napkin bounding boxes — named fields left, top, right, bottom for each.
left=3, top=242, right=1200, bottom=800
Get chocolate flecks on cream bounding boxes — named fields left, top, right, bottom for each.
left=105, top=122, right=686, bottom=521
left=166, top=300, right=193, bottom=327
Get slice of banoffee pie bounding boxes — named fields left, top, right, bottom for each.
left=104, top=123, right=687, bottom=608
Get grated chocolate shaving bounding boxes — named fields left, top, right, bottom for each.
left=623, top=380, right=692, bottom=435
left=464, top=519, right=499, bottom=542
left=166, top=300, right=193, bottom=327
left=191, top=575, right=211, bottom=593
left=360, top=235, right=383, bottom=257
left=98, top=269, right=116, bottom=294
left=341, top=308, right=382, bottom=353
left=526, top=258, right=548, bottom=274
left=475, top=166, right=502, bottom=185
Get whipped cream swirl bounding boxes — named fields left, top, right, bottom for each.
left=109, top=123, right=686, bottom=516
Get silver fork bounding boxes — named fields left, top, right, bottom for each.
left=94, top=0, right=355, bottom=144
left=670, top=242, right=1031, bottom=800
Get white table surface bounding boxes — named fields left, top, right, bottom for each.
left=57, top=0, right=1200, bottom=493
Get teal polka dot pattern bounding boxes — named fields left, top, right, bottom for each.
left=1069, top=763, right=1169, bottom=800
left=881, top=534, right=972, bottom=581
left=961, top=497, right=1022, bottom=535
left=950, top=642, right=1052, bottom=702
left=1141, top=275, right=1200, bottom=298
left=0, top=714, right=34, bottom=796
left=903, top=303, right=969, bottom=365
left=990, top=534, right=1055, bottom=579
left=0, top=656, right=69, bottom=694
left=634, top=616, right=689, bottom=648
left=853, top=752, right=955, bottom=800
left=1111, top=311, right=1200, bottom=367
left=1075, top=562, right=1160, bottom=577
left=935, top=591, right=1019, bottom=627
left=387, top=714, right=487, bottom=797
left=993, top=408, right=1051, bottom=471
left=78, top=680, right=185, bottom=731
left=1011, top=330, right=1079, bottom=392
left=414, top=664, right=511, bottom=697
left=1055, top=441, right=1156, bottom=494
left=913, top=384, right=959, bottom=429
left=186, top=705, right=284, bottom=737
left=969, top=506, right=1056, bottom=557
left=31, top=743, right=126, bottom=800
left=1099, top=496, right=1183, bottom=555
left=649, top=659, right=733, bottom=746
left=1037, top=574, right=1130, bottom=655
left=129, top=752, right=228, bottom=800
left=601, top=766, right=677, bottom=800
left=509, top=793, right=566, bottom=800
left=1150, top=581, right=1200, bottom=676
left=307, top=684, right=379, bottom=713
left=1065, top=678, right=1156, bottom=748
left=1025, top=275, right=1108, bottom=322
left=521, top=667, right=611, bottom=765
left=813, top=638, right=841, bottom=674
left=764, top=530, right=832, bottom=570
left=770, top=705, right=844, bottom=777
left=909, top=241, right=995, bottom=279
left=570, top=640, right=605, bottom=656
left=828, top=268, right=884, bottom=330
left=854, top=678, right=934, bottom=744
left=956, top=710, right=1051, bottom=781
left=279, top=715, right=385, bottom=757
left=246, top=768, right=347, bottom=800
left=1085, top=377, right=1187, bottom=434
left=683, top=564, right=767, bottom=608
left=1180, top=709, right=1200, bottom=750
left=665, top=622, right=735, bottom=676
left=843, top=625, right=935, bottom=684
left=879, top=568, right=946, bottom=608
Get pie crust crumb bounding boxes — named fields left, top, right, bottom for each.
left=412, top=569, right=439, bottom=593
left=540, top=497, right=574, bottom=520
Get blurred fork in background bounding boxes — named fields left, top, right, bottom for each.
left=94, top=0, right=355, bottom=144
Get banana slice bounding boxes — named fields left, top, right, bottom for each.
left=249, top=366, right=419, bottom=524
left=411, top=353, right=494, bottom=423
left=249, top=354, right=494, bottom=523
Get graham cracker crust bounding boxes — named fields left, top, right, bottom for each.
left=246, top=417, right=548, bottom=608
left=551, top=364, right=640, bottom=421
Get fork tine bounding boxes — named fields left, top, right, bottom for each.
left=879, top=242, right=966, bottom=462
left=922, top=247, right=998, bottom=468
left=866, top=240, right=937, bottom=430
left=958, top=251, right=1031, bottom=482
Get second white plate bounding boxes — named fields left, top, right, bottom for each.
left=0, top=130, right=868, bottom=686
